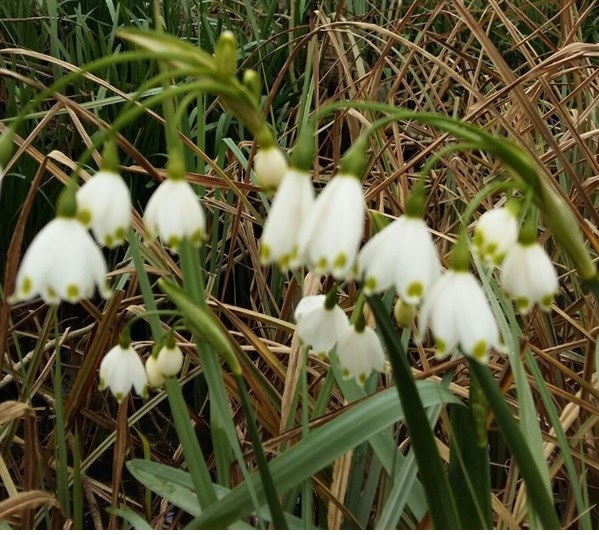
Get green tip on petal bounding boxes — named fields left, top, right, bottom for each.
left=66, top=284, right=79, bottom=301
left=333, top=252, right=347, bottom=271
left=115, top=392, right=125, bottom=403
left=364, top=277, right=377, bottom=294
left=189, top=229, right=203, bottom=247
left=434, top=338, right=447, bottom=356
left=77, top=209, right=92, bottom=226
left=540, top=294, right=554, bottom=310
left=406, top=281, right=423, bottom=299
left=168, top=235, right=181, bottom=250
left=316, top=257, right=328, bottom=271
left=470, top=340, right=488, bottom=361
left=515, top=296, right=531, bottom=313
left=21, top=276, right=32, bottom=295
left=357, top=372, right=368, bottom=386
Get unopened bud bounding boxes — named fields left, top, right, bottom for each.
left=394, top=299, right=416, bottom=329
left=215, top=31, right=237, bottom=77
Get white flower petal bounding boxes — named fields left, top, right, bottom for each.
left=473, top=208, right=519, bottom=266
left=500, top=242, right=558, bottom=313
left=260, top=169, right=314, bottom=270
left=77, top=171, right=131, bottom=247
left=253, top=146, right=288, bottom=190
left=11, top=217, right=110, bottom=304
left=99, top=344, right=147, bottom=401
left=156, top=344, right=184, bottom=377
left=144, top=179, right=206, bottom=252
left=419, top=270, right=500, bottom=361
left=298, top=174, right=364, bottom=279
left=336, top=325, right=385, bottom=385
left=295, top=296, right=350, bottom=355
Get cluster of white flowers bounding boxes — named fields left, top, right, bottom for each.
left=99, top=336, right=185, bottom=402
left=9, top=149, right=205, bottom=402
left=258, top=150, right=561, bottom=379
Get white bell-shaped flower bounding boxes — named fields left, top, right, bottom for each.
left=76, top=170, right=132, bottom=247
left=336, top=324, right=385, bottom=385
left=144, top=178, right=205, bottom=252
left=99, top=342, right=148, bottom=402
left=10, top=217, right=111, bottom=304
left=357, top=216, right=440, bottom=303
left=297, top=174, right=364, bottom=279
left=473, top=207, right=519, bottom=266
left=155, top=342, right=184, bottom=377
left=253, top=146, right=288, bottom=190
left=260, top=169, right=314, bottom=270
left=145, top=355, right=166, bottom=389
left=295, top=295, right=350, bottom=356
left=500, top=242, right=558, bottom=314
left=418, top=270, right=500, bottom=363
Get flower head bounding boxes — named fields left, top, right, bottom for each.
left=418, top=270, right=500, bottom=363
left=99, top=342, right=148, bottom=402
left=500, top=242, right=558, bottom=314
left=260, top=169, right=314, bottom=270
left=144, top=178, right=205, bottom=252
left=357, top=216, right=440, bottom=303
left=145, top=354, right=166, bottom=389
left=155, top=341, right=184, bottom=377
left=295, top=295, right=350, bottom=356
left=336, top=325, right=385, bottom=385
left=297, top=174, right=364, bottom=279
left=10, top=217, right=111, bottom=304
left=77, top=170, right=131, bottom=247
left=473, top=207, right=519, bottom=266
left=253, top=146, right=288, bottom=190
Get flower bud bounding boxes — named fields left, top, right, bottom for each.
left=394, top=299, right=416, bottom=329
left=215, top=31, right=237, bottom=77
left=253, top=146, right=288, bottom=190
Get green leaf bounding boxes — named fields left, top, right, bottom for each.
left=448, top=404, right=492, bottom=529
left=106, top=507, right=153, bottom=530
left=186, top=381, right=460, bottom=528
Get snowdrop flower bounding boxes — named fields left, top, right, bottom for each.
left=297, top=174, right=364, bottom=279
left=336, top=324, right=385, bottom=385
left=357, top=216, right=440, bottom=303
left=77, top=170, right=131, bottom=247
left=145, top=355, right=165, bottom=389
left=253, top=146, right=288, bottom=190
left=418, top=270, right=500, bottom=363
left=10, top=217, right=111, bottom=304
left=500, top=242, right=558, bottom=314
left=473, top=207, right=519, bottom=266
left=155, top=341, right=184, bottom=377
left=99, top=342, right=148, bottom=402
left=144, top=177, right=205, bottom=252
left=295, top=294, right=351, bottom=356
left=260, top=169, right=314, bottom=270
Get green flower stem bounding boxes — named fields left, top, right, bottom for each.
left=128, top=230, right=162, bottom=341
left=469, top=361, right=561, bottom=529
left=368, top=295, right=460, bottom=529
left=164, top=377, right=218, bottom=508
left=234, top=374, right=288, bottom=530
left=177, top=240, right=285, bottom=527
left=129, top=233, right=217, bottom=507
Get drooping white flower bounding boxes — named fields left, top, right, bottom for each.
left=295, top=295, right=351, bottom=356
left=473, top=207, right=519, bottom=266
left=297, top=174, right=364, bottom=279
left=99, top=343, right=148, bottom=402
left=336, top=325, right=385, bottom=385
left=418, top=270, right=500, bottom=363
left=155, top=342, right=184, bottom=377
left=77, top=170, right=131, bottom=247
left=144, top=178, right=205, bottom=252
left=253, top=146, right=288, bottom=190
left=260, top=169, right=314, bottom=270
left=500, top=242, right=558, bottom=314
left=145, top=355, right=166, bottom=389
left=357, top=216, right=440, bottom=303
left=10, top=217, right=111, bottom=304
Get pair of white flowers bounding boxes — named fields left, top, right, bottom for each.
left=294, top=295, right=385, bottom=385
left=11, top=168, right=206, bottom=305
left=260, top=166, right=364, bottom=278
left=99, top=338, right=185, bottom=402
left=474, top=207, right=559, bottom=314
